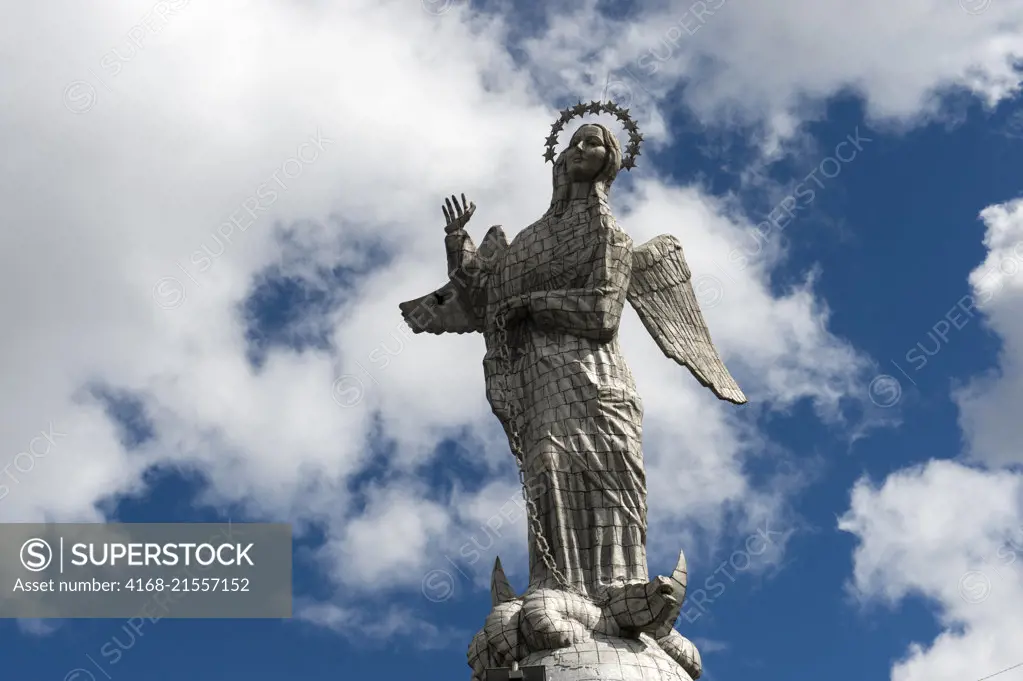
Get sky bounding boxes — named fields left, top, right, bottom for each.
left=1, top=0, right=1023, bottom=679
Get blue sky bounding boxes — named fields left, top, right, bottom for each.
left=3, top=1, right=1023, bottom=680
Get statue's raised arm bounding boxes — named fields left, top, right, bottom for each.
left=399, top=193, right=508, bottom=335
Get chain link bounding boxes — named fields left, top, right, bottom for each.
left=494, top=308, right=609, bottom=605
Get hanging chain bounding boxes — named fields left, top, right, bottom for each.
left=493, top=308, right=609, bottom=605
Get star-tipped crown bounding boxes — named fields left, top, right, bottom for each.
left=544, top=99, right=643, bottom=171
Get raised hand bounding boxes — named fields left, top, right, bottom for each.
left=442, top=193, right=476, bottom=234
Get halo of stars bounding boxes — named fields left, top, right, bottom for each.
left=544, top=99, right=644, bottom=170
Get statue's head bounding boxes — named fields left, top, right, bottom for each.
left=562, top=123, right=622, bottom=185
left=540, top=101, right=641, bottom=218
left=545, top=122, right=623, bottom=217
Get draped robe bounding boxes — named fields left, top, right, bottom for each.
left=447, top=171, right=649, bottom=598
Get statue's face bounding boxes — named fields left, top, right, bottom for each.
left=565, top=124, right=607, bottom=182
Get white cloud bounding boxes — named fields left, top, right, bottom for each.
left=956, top=198, right=1023, bottom=468
left=839, top=461, right=1023, bottom=681
left=4, top=0, right=1018, bottom=644
left=521, top=0, right=1023, bottom=151
left=16, top=618, right=62, bottom=637
left=297, top=600, right=466, bottom=650
left=840, top=199, right=1023, bottom=681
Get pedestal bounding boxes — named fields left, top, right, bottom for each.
left=517, top=634, right=695, bottom=681
left=468, top=557, right=701, bottom=681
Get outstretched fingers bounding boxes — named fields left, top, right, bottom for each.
left=442, top=193, right=475, bottom=231
left=449, top=195, right=463, bottom=219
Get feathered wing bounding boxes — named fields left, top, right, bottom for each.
left=627, top=234, right=747, bottom=404
left=399, top=279, right=479, bottom=334
left=398, top=225, right=509, bottom=335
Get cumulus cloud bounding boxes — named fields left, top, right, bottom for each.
left=521, top=0, right=1023, bottom=153
left=956, top=198, right=1023, bottom=468
left=840, top=199, right=1023, bottom=681
left=3, top=0, right=1020, bottom=644
left=839, top=462, right=1023, bottom=681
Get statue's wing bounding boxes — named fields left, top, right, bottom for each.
left=399, top=279, right=479, bottom=334
left=398, top=225, right=509, bottom=335
left=627, top=234, right=747, bottom=404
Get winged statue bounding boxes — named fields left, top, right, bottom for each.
left=398, top=101, right=745, bottom=681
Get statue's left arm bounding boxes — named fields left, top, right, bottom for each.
left=400, top=193, right=511, bottom=334
left=526, top=225, right=632, bottom=342
left=445, top=229, right=483, bottom=282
